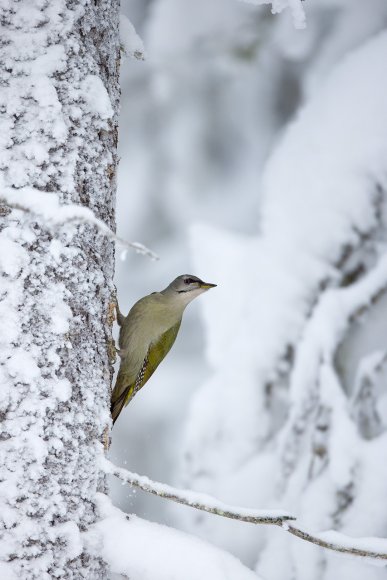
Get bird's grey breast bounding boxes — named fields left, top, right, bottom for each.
left=120, top=293, right=182, bottom=352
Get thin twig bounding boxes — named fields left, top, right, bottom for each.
left=286, top=524, right=387, bottom=561
left=101, top=458, right=294, bottom=525
left=103, top=458, right=387, bottom=562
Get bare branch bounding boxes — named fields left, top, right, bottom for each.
left=1, top=188, right=159, bottom=261
left=101, top=458, right=295, bottom=525
left=103, top=458, right=387, bottom=562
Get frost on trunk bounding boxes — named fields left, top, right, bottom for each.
left=0, top=1, right=119, bottom=578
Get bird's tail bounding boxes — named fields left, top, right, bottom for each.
left=111, top=370, right=136, bottom=425
left=111, top=389, right=128, bottom=425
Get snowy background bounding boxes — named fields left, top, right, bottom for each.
left=109, top=1, right=387, bottom=578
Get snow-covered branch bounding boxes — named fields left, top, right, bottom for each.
left=238, top=0, right=306, bottom=29
left=286, top=525, right=387, bottom=562
left=280, top=252, right=387, bottom=479
left=119, top=14, right=145, bottom=60
left=103, top=458, right=387, bottom=562
left=101, top=458, right=294, bottom=525
left=1, top=188, right=158, bottom=260
left=350, top=350, right=387, bottom=439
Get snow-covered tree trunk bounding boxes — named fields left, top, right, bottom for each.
left=0, top=1, right=120, bottom=578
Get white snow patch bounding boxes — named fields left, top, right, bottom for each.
left=0, top=562, right=17, bottom=580
left=80, top=75, right=114, bottom=120
left=120, top=14, right=145, bottom=60
left=0, top=302, right=20, bottom=346
left=88, top=494, right=262, bottom=580
left=29, top=44, right=67, bottom=76
left=7, top=350, right=40, bottom=382
left=47, top=521, right=82, bottom=561
left=51, top=378, right=72, bottom=403
left=0, top=237, right=29, bottom=277
left=238, top=0, right=306, bottom=29
left=174, top=25, right=387, bottom=575
left=49, top=299, right=72, bottom=334
left=318, top=530, right=387, bottom=555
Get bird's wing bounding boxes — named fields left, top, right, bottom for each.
left=111, top=319, right=182, bottom=424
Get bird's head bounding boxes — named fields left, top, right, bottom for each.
left=163, top=274, right=217, bottom=304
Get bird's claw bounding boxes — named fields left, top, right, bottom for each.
left=107, top=338, right=118, bottom=364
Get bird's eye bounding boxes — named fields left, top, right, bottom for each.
left=184, top=278, right=195, bottom=284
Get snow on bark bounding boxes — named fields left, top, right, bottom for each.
left=176, top=28, right=387, bottom=579
left=0, top=1, right=119, bottom=578
left=1, top=187, right=158, bottom=260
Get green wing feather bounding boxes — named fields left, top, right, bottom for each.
left=111, top=319, right=181, bottom=424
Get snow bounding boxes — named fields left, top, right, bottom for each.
left=50, top=378, right=72, bottom=403
left=0, top=237, right=29, bottom=277
left=7, top=350, right=40, bottom=382
left=238, top=0, right=306, bottom=30
left=0, top=562, right=17, bottom=580
left=354, top=351, right=387, bottom=385
left=287, top=253, right=387, bottom=407
left=102, top=457, right=294, bottom=522
left=168, top=19, right=387, bottom=580
left=0, top=0, right=120, bottom=577
left=80, top=75, right=114, bottom=120
left=315, top=530, right=387, bottom=558
left=3, top=0, right=387, bottom=577
left=120, top=14, right=145, bottom=60
left=47, top=521, right=82, bottom=562
left=104, top=458, right=387, bottom=573
left=88, top=493, right=262, bottom=580
left=0, top=186, right=158, bottom=259
left=110, top=3, right=387, bottom=578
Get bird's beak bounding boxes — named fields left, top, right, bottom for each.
left=200, top=281, right=217, bottom=289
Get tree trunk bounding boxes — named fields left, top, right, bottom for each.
left=0, top=1, right=120, bottom=578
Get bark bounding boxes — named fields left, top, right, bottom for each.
left=0, top=1, right=120, bottom=578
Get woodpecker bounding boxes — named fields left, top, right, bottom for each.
left=111, top=275, right=216, bottom=424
